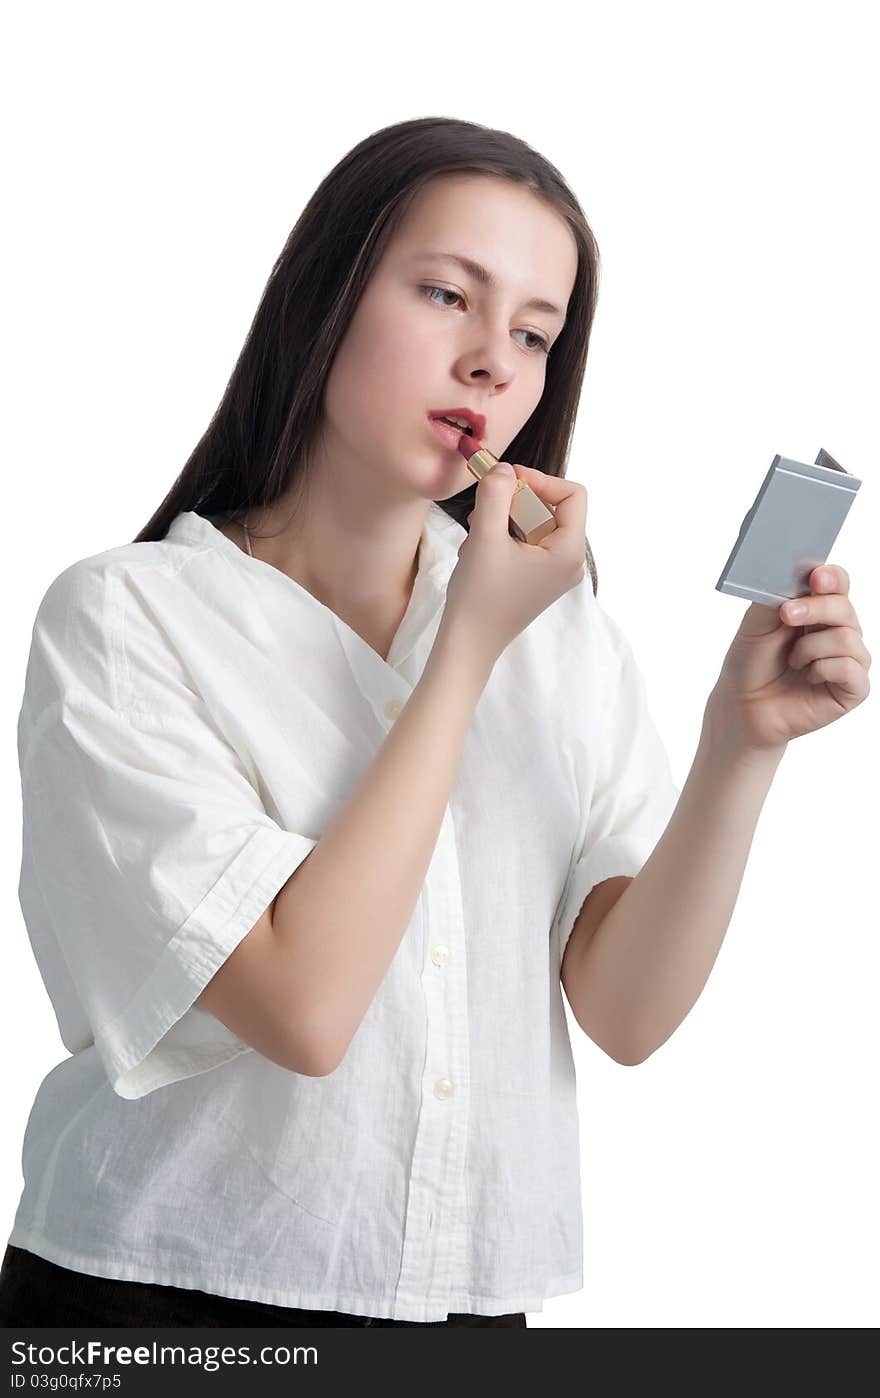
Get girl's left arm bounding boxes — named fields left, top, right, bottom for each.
left=563, top=563, right=870, bottom=1065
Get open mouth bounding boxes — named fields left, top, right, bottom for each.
left=435, top=416, right=474, bottom=436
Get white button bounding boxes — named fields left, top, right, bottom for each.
left=433, top=1077, right=455, bottom=1100
left=384, top=697, right=404, bottom=721
left=431, top=945, right=450, bottom=967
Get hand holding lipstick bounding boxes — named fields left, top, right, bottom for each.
left=438, top=459, right=589, bottom=671
left=456, top=434, right=558, bottom=544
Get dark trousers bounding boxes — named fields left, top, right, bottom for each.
left=0, top=1245, right=526, bottom=1328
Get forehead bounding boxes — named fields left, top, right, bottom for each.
left=390, top=174, right=578, bottom=301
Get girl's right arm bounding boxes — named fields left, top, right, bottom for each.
left=196, top=625, right=491, bottom=1076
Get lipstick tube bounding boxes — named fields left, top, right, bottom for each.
left=458, top=439, right=558, bottom=545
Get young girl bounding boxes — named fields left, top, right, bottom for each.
left=0, top=117, right=867, bottom=1330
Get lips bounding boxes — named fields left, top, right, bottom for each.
left=428, top=407, right=486, bottom=439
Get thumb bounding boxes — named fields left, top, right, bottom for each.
left=469, top=462, right=516, bottom=535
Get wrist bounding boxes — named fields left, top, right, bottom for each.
left=700, top=694, right=788, bottom=776
left=432, top=617, right=498, bottom=685
left=429, top=620, right=497, bottom=696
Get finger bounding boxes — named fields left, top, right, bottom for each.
left=507, top=464, right=586, bottom=525
left=506, top=463, right=585, bottom=504
left=809, top=564, right=849, bottom=595
left=468, top=462, right=521, bottom=539
left=780, top=593, right=862, bottom=636
left=802, top=655, right=870, bottom=702
left=788, top=625, right=872, bottom=672
left=508, top=465, right=588, bottom=545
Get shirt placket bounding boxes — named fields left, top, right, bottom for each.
left=334, top=622, right=472, bottom=1316
left=396, top=808, right=470, bottom=1311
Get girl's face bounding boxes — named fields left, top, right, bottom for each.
left=318, top=173, right=579, bottom=501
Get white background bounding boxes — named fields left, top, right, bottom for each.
left=2, top=0, right=877, bottom=1329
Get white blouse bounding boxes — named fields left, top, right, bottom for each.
left=8, top=502, right=680, bottom=1323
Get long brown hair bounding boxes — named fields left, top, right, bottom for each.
left=133, top=116, right=601, bottom=594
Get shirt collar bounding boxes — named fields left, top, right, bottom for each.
left=167, top=501, right=463, bottom=579
left=165, top=502, right=466, bottom=679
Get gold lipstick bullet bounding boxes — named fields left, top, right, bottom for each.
left=456, top=436, right=557, bottom=545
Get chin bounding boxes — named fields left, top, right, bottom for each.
left=433, top=477, right=474, bottom=502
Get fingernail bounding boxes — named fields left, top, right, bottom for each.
left=493, top=463, right=513, bottom=475
left=787, top=602, right=807, bottom=620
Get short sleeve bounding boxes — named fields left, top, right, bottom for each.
left=17, top=559, right=318, bottom=1100
left=552, top=597, right=681, bottom=960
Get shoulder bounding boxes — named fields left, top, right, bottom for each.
left=530, top=576, right=647, bottom=746
left=23, top=537, right=204, bottom=725
left=36, top=533, right=199, bottom=615
left=31, top=529, right=214, bottom=647
left=537, top=571, right=624, bottom=680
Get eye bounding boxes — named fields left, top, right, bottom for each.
left=419, top=285, right=550, bottom=355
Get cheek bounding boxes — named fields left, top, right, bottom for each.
left=331, top=300, right=439, bottom=426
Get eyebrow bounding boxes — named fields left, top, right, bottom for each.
left=412, top=251, right=566, bottom=319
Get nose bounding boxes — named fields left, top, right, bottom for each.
left=460, top=315, right=516, bottom=387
